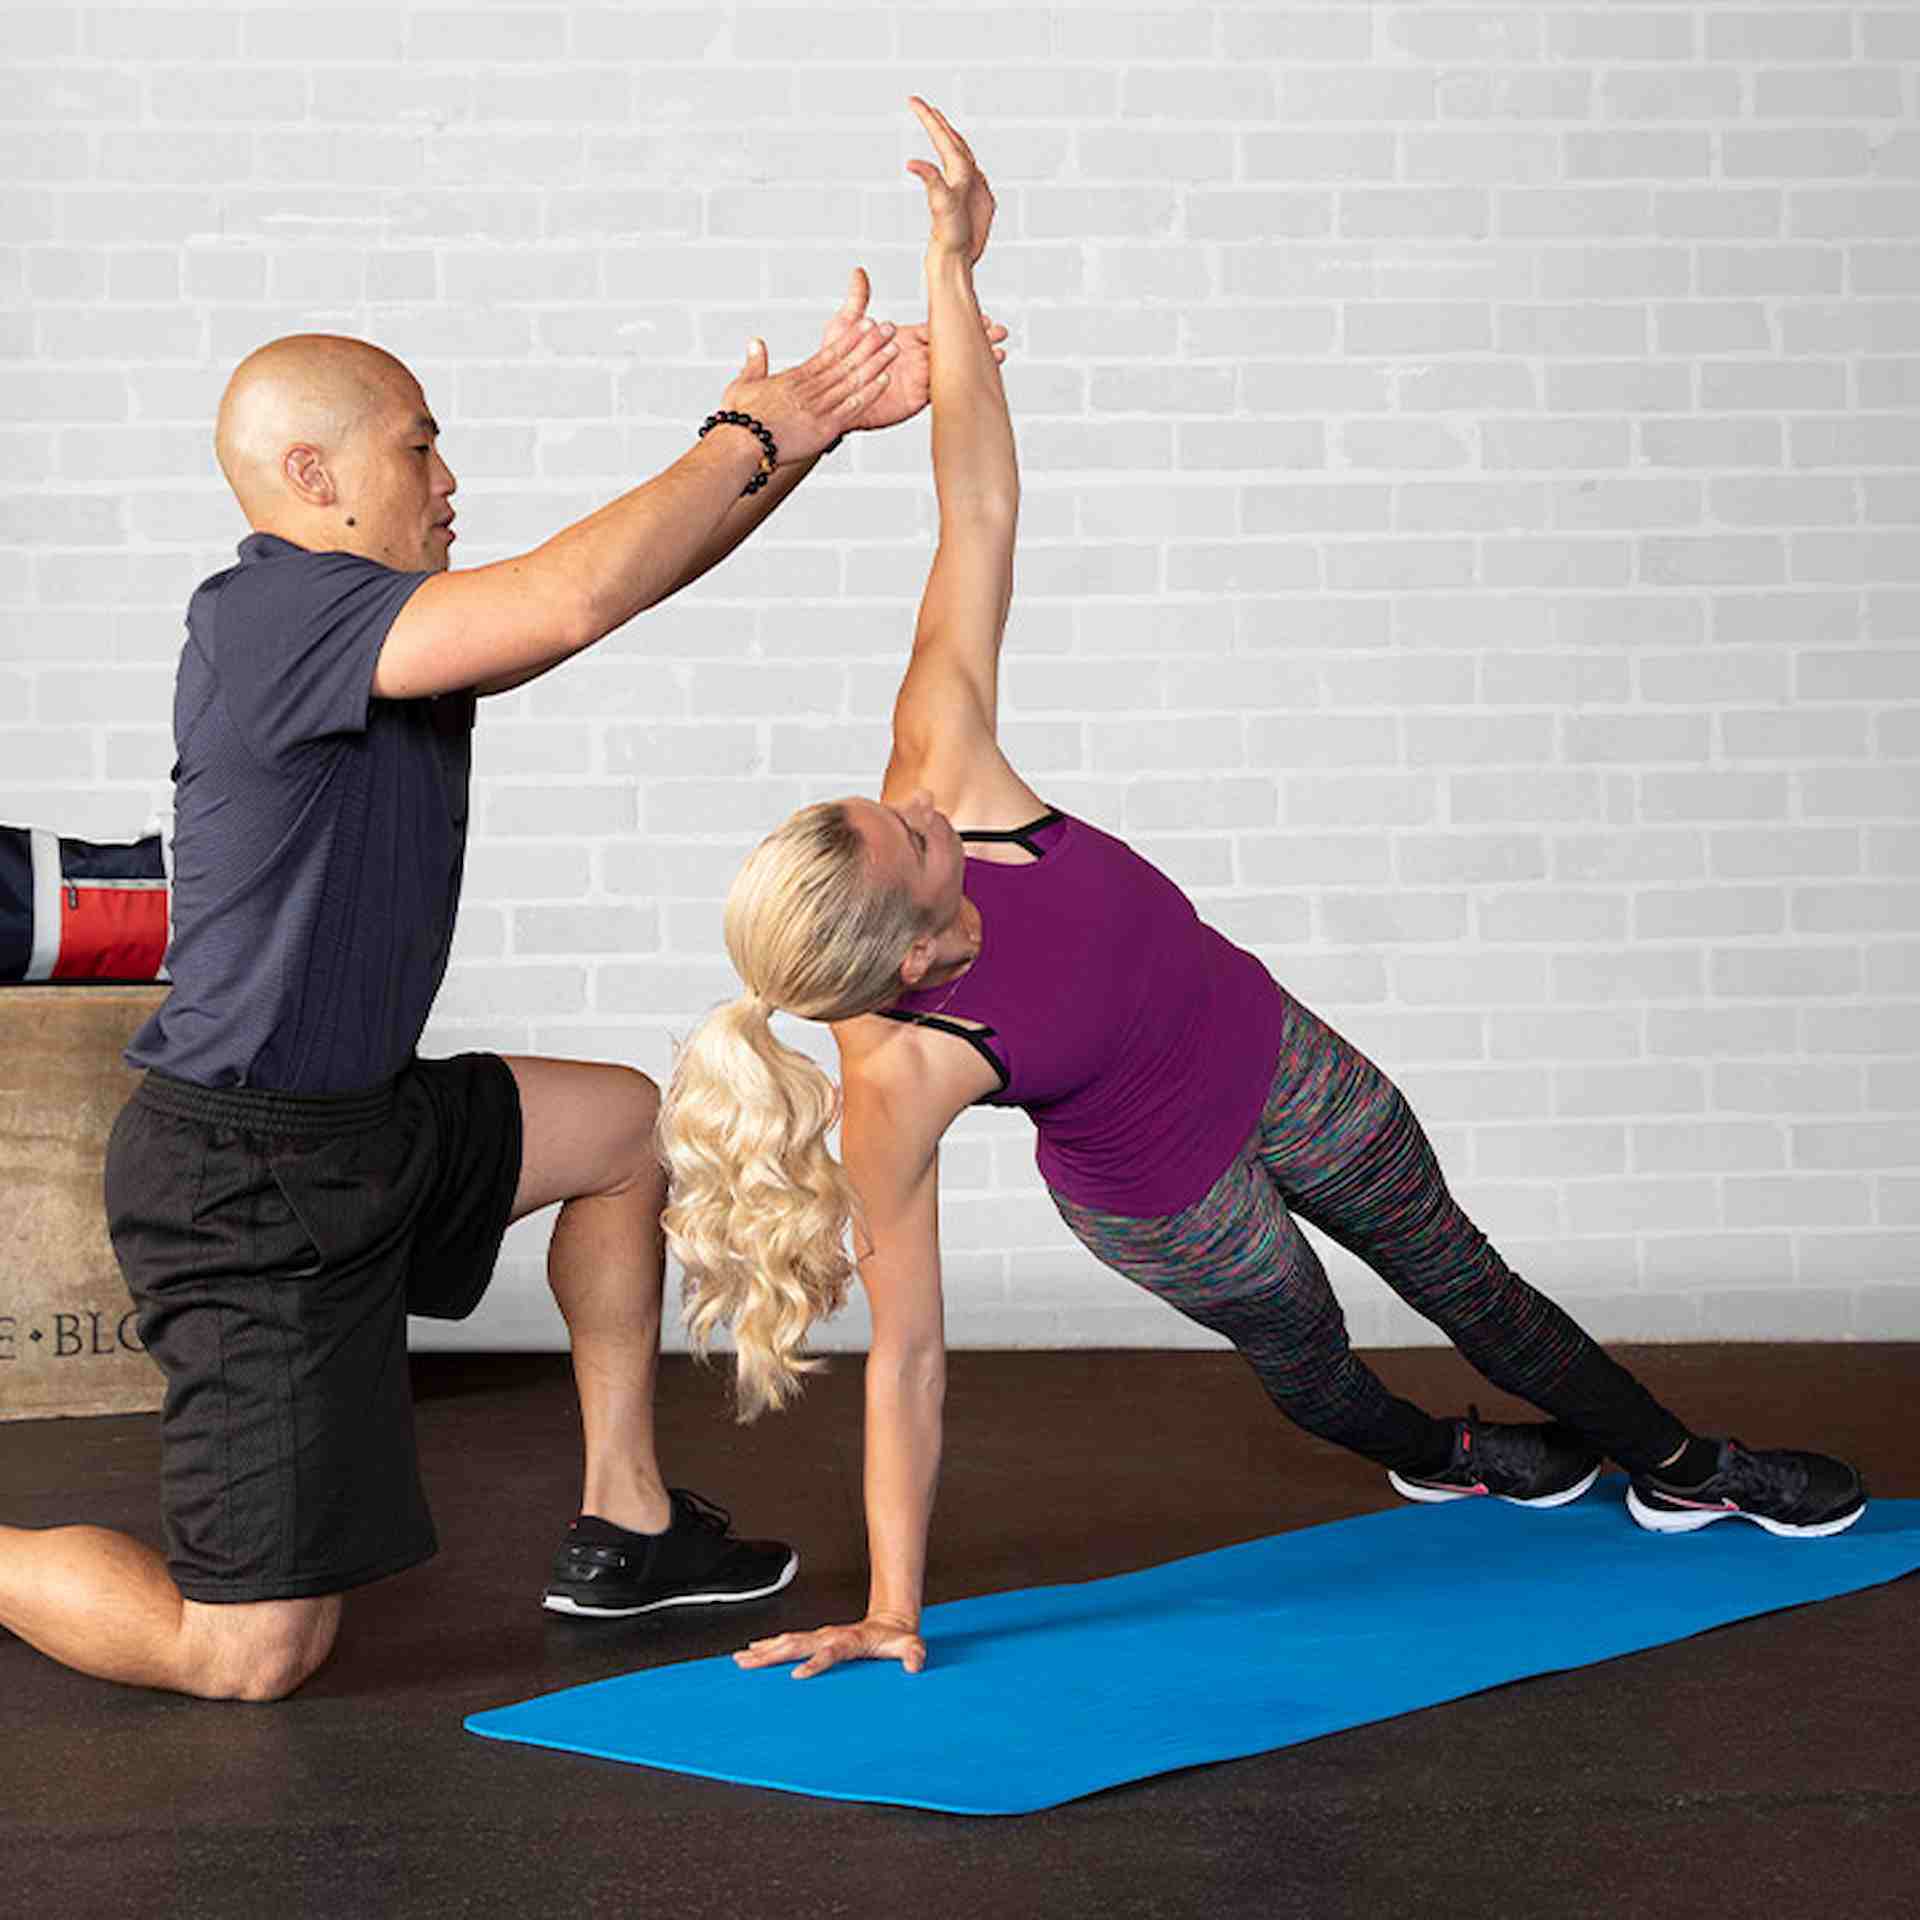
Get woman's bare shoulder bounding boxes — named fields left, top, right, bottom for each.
left=834, top=1010, right=998, bottom=1118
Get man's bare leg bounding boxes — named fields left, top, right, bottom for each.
left=505, top=1057, right=673, bottom=1534
left=0, top=1527, right=339, bottom=1701
left=1, top=1055, right=668, bottom=1692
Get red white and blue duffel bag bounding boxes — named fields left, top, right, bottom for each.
left=0, top=827, right=169, bottom=983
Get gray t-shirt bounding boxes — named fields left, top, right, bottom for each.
left=128, top=532, right=471, bottom=1093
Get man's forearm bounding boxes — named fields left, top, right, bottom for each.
left=463, top=430, right=765, bottom=699
left=476, top=440, right=823, bottom=697
left=385, top=305, right=897, bottom=705
left=544, top=428, right=768, bottom=641
left=659, top=443, right=828, bottom=603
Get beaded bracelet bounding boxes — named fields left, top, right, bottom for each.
left=699, top=409, right=778, bottom=496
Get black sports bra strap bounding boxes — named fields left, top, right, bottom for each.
left=876, top=1009, right=1011, bottom=1097
left=958, top=809, right=1066, bottom=859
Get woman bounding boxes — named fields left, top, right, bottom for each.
left=662, top=101, right=1866, bottom=1680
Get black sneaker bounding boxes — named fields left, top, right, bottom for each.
left=1626, top=1440, right=1866, bottom=1539
left=1389, top=1408, right=1602, bottom=1509
left=542, top=1489, right=799, bottom=1618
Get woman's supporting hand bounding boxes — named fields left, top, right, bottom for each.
left=735, top=1615, right=928, bottom=1679
left=907, top=95, right=996, bottom=264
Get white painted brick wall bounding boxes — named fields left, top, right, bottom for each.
left=3, top=2, right=1917, bottom=1361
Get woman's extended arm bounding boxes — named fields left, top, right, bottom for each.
left=734, top=1028, right=985, bottom=1678
left=883, top=99, right=1041, bottom=828
left=845, top=1069, right=949, bottom=1651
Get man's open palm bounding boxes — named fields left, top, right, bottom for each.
left=820, top=268, right=1008, bottom=434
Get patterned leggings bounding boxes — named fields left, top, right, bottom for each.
left=1051, top=992, right=1688, bottom=1476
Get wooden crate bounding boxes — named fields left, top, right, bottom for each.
left=1, top=986, right=168, bottom=1420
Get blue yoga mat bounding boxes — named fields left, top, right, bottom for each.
left=467, top=1492, right=1920, bottom=1815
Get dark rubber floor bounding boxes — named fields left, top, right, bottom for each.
left=4, top=1343, right=1916, bottom=1920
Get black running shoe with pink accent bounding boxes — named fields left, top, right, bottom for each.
left=1626, top=1440, right=1865, bottom=1539
left=1388, top=1407, right=1603, bottom=1509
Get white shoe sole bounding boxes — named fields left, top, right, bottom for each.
left=542, top=1549, right=800, bottom=1618
left=1388, top=1463, right=1601, bottom=1509
left=1625, top=1486, right=1866, bottom=1539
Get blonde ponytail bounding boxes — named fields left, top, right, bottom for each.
left=661, top=993, right=857, bottom=1421
left=659, top=801, right=937, bottom=1421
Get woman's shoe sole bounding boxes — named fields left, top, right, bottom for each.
left=1388, top=1463, right=1601, bottom=1509
left=542, top=1550, right=800, bottom=1617
left=1624, top=1487, right=1866, bottom=1539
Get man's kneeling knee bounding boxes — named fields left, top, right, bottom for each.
left=186, top=1597, right=340, bottom=1703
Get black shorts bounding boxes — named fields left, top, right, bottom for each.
left=104, top=1054, right=523, bottom=1604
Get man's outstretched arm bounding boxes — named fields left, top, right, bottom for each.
left=372, top=315, right=897, bottom=703
left=468, top=270, right=1010, bottom=700
left=639, top=278, right=1010, bottom=598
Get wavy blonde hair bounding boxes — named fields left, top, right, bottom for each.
left=660, top=801, right=938, bottom=1421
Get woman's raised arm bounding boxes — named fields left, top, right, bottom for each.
left=884, top=100, right=1038, bottom=825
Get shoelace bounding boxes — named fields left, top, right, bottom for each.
left=1711, top=1440, right=1808, bottom=1505
left=670, top=1488, right=733, bottom=1536
left=1467, top=1406, right=1543, bottom=1485
left=563, top=1491, right=734, bottom=1569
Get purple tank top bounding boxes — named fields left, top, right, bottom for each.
left=885, top=811, right=1285, bottom=1218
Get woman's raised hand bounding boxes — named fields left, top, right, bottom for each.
left=735, top=1615, right=928, bottom=1679
left=906, top=96, right=995, bottom=265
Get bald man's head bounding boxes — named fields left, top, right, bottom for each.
left=214, top=333, right=458, bottom=574
left=215, top=334, right=407, bottom=510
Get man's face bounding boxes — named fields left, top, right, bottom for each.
left=331, top=373, right=458, bottom=573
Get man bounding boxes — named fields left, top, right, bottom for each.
left=0, top=274, right=1004, bottom=1702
